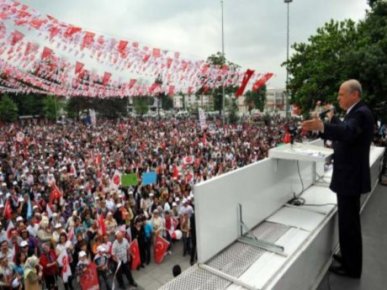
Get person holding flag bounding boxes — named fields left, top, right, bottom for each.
left=94, top=245, right=111, bottom=290
left=111, top=231, right=138, bottom=289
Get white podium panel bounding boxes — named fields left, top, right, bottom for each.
left=268, top=143, right=333, bottom=162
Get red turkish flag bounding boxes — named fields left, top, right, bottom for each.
left=172, top=165, right=180, bottom=179
left=166, top=57, right=173, bottom=68
left=118, top=40, right=128, bottom=58
left=82, top=31, right=95, bottom=49
left=64, top=26, right=82, bottom=39
left=49, top=26, right=61, bottom=40
left=75, top=61, right=84, bottom=74
left=102, top=72, right=111, bottom=86
left=10, top=30, right=24, bottom=46
left=4, top=199, right=12, bottom=220
left=30, top=18, right=46, bottom=29
left=128, top=79, right=137, bottom=89
left=283, top=132, right=292, bottom=144
left=143, top=54, right=151, bottom=63
left=41, top=47, right=53, bottom=60
left=183, top=156, right=195, bottom=165
left=112, top=170, right=121, bottom=187
left=235, top=69, right=254, bottom=97
left=97, top=214, right=106, bottom=236
left=49, top=184, right=62, bottom=205
left=152, top=48, right=161, bottom=58
left=154, top=235, right=169, bottom=264
left=130, top=239, right=141, bottom=270
left=79, top=262, right=100, bottom=290
left=252, top=73, right=273, bottom=92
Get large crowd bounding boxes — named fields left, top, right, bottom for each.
left=0, top=115, right=304, bottom=290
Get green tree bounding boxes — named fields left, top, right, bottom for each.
left=12, top=94, right=44, bottom=116
left=244, top=86, right=267, bottom=114
left=228, top=98, right=239, bottom=124
left=133, top=96, right=150, bottom=116
left=286, top=19, right=359, bottom=111
left=160, top=93, right=173, bottom=110
left=42, top=95, right=61, bottom=120
left=0, top=94, right=18, bottom=122
left=202, top=52, right=239, bottom=114
left=66, top=97, right=93, bottom=119
left=286, top=1, right=387, bottom=121
left=93, top=98, right=128, bottom=119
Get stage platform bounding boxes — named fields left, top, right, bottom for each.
left=160, top=144, right=385, bottom=290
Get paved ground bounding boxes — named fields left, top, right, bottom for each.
left=57, top=184, right=387, bottom=290
left=54, top=240, right=191, bottom=290
left=133, top=241, right=192, bottom=290
left=317, top=184, right=387, bottom=290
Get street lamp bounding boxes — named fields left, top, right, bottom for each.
left=284, top=0, right=292, bottom=118
left=220, top=0, right=225, bottom=121
left=155, top=75, right=163, bottom=119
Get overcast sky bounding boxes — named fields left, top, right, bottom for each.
left=18, top=0, right=369, bottom=88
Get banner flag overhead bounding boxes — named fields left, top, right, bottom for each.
left=0, top=0, right=273, bottom=97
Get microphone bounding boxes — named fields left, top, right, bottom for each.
left=319, top=108, right=335, bottom=119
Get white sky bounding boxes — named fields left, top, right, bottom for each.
left=18, top=0, right=369, bottom=88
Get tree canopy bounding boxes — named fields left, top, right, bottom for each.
left=200, top=52, right=239, bottom=114
left=286, top=0, right=387, bottom=122
left=0, top=94, right=18, bottom=122
left=244, top=86, right=267, bottom=114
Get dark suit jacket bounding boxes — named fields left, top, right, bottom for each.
left=321, top=101, right=374, bottom=196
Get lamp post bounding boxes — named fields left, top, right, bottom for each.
left=284, top=0, right=292, bottom=118
left=155, top=75, right=163, bottom=119
left=221, top=0, right=225, bottom=122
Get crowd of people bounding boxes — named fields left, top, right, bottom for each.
left=0, top=114, right=300, bottom=290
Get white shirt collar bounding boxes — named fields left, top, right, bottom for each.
left=346, top=100, right=360, bottom=115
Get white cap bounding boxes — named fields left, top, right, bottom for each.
left=20, top=241, right=28, bottom=247
left=16, top=216, right=23, bottom=222
left=149, top=193, right=154, bottom=197
left=52, top=213, right=58, bottom=217
left=18, top=197, right=24, bottom=202
left=13, top=181, right=17, bottom=185
left=54, top=223, right=62, bottom=229
left=117, top=203, right=123, bottom=208
left=97, top=245, right=106, bottom=252
left=172, top=202, right=177, bottom=207
left=79, top=251, right=87, bottom=258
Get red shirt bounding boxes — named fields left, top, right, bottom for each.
left=40, top=250, right=58, bottom=276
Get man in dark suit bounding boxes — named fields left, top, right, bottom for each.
left=302, top=79, right=374, bottom=278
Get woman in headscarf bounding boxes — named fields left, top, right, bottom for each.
left=23, top=255, right=42, bottom=290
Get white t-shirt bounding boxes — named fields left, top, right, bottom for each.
left=112, top=238, right=129, bottom=263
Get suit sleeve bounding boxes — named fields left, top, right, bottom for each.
left=321, top=111, right=364, bottom=143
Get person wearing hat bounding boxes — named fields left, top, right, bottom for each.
left=151, top=209, right=165, bottom=241
left=24, top=255, right=43, bottom=290
left=20, top=229, right=38, bottom=258
left=52, top=223, right=63, bottom=243
left=75, top=251, right=90, bottom=278
left=111, top=231, right=138, bottom=289
left=94, top=245, right=111, bottom=290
